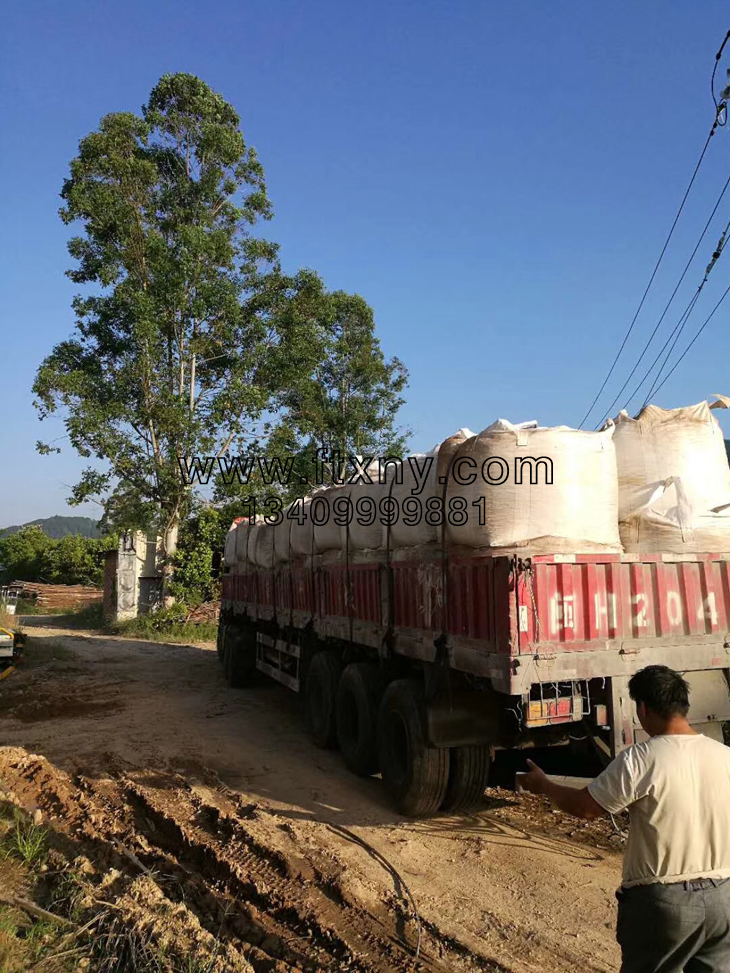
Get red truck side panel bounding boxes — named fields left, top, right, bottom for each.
left=222, top=552, right=730, bottom=693
left=517, top=555, right=730, bottom=651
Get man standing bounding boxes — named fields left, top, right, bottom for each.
left=521, top=664, right=730, bottom=972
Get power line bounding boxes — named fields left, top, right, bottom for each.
left=711, top=30, right=730, bottom=122
left=577, top=114, right=721, bottom=428
left=642, top=220, right=729, bottom=403
left=650, top=282, right=730, bottom=399
left=620, top=287, right=704, bottom=414
left=580, top=29, right=730, bottom=429
left=617, top=217, right=730, bottom=411
left=593, top=170, right=730, bottom=427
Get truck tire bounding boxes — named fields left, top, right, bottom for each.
left=224, top=625, right=256, bottom=688
left=440, top=745, right=491, bottom=813
left=378, top=679, right=450, bottom=817
left=306, top=652, right=341, bottom=749
left=216, top=622, right=226, bottom=663
left=337, top=664, right=385, bottom=776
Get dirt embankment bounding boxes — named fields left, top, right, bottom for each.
left=0, top=625, right=624, bottom=972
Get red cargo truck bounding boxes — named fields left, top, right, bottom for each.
left=218, top=549, right=730, bottom=815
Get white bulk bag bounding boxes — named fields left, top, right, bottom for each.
left=290, top=497, right=314, bottom=557
left=347, top=480, right=389, bottom=549
left=619, top=476, right=730, bottom=552
left=273, top=507, right=293, bottom=564
left=446, top=419, right=621, bottom=553
left=312, top=484, right=350, bottom=553
left=235, top=519, right=252, bottom=567
left=223, top=520, right=240, bottom=567
left=249, top=522, right=275, bottom=569
left=612, top=397, right=730, bottom=552
left=390, top=429, right=475, bottom=548
left=346, top=459, right=389, bottom=550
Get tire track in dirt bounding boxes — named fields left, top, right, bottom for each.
left=0, top=748, right=507, bottom=973
left=120, top=769, right=454, bottom=972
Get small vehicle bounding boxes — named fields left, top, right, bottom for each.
left=0, top=626, right=22, bottom=669
left=1, top=589, right=24, bottom=670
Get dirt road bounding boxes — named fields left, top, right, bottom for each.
left=0, top=623, right=623, bottom=972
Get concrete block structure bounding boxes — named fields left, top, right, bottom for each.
left=104, top=531, right=163, bottom=621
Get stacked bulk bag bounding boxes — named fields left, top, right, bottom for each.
left=345, top=459, right=389, bottom=551
left=248, top=522, right=275, bottom=569
left=446, top=419, right=621, bottom=553
left=612, top=396, right=730, bottom=553
left=235, top=519, right=252, bottom=568
left=273, top=509, right=293, bottom=564
left=312, top=484, right=351, bottom=554
left=389, top=429, right=475, bottom=548
left=348, top=478, right=389, bottom=549
left=223, top=519, right=241, bottom=568
left=291, top=497, right=314, bottom=557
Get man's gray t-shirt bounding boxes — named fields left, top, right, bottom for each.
left=588, top=734, right=730, bottom=888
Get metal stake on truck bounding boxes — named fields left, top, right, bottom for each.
left=217, top=546, right=730, bottom=816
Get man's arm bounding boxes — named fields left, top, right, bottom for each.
left=521, top=759, right=606, bottom=819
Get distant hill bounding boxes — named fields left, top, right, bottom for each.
left=0, top=516, right=101, bottom=539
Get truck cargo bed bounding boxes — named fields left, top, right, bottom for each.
left=221, top=551, right=730, bottom=695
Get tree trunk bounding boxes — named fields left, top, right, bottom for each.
left=161, top=518, right=179, bottom=608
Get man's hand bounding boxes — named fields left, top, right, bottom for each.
left=519, top=759, right=605, bottom=820
left=520, top=758, right=549, bottom=795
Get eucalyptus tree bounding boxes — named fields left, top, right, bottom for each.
left=34, top=74, right=292, bottom=582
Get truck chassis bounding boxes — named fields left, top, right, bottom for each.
left=218, top=551, right=730, bottom=815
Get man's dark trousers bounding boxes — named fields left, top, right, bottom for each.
left=617, top=878, right=730, bottom=973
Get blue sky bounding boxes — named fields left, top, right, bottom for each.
left=2, top=1, right=730, bottom=525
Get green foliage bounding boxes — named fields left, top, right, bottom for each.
left=279, top=288, right=409, bottom=467
left=0, top=527, right=52, bottom=583
left=0, top=526, right=115, bottom=586
left=33, top=73, right=290, bottom=545
left=47, top=869, right=85, bottom=920
left=66, top=602, right=105, bottom=629
left=215, top=282, right=409, bottom=507
left=40, top=532, right=115, bottom=586
left=1, top=814, right=48, bottom=869
left=169, top=506, right=226, bottom=604
left=34, top=71, right=411, bottom=609
left=111, top=607, right=217, bottom=643
left=36, top=73, right=410, bottom=542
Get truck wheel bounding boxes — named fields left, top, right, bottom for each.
left=378, top=680, right=450, bottom=817
left=224, top=625, right=256, bottom=688
left=440, top=745, right=491, bottom=813
left=216, top=622, right=226, bottom=663
left=337, top=663, right=385, bottom=776
left=306, top=652, right=341, bottom=749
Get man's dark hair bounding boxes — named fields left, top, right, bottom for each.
left=628, top=665, right=690, bottom=719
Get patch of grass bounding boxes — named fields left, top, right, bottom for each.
left=47, top=870, right=85, bottom=921
left=15, top=599, right=67, bottom=617
left=1, top=814, right=48, bottom=869
left=63, top=603, right=105, bottom=630
left=176, top=953, right=219, bottom=973
left=18, top=917, right=56, bottom=958
left=110, top=615, right=217, bottom=644
left=0, top=610, right=21, bottom=636
left=0, top=906, right=25, bottom=973
left=0, top=905, right=75, bottom=973
left=89, top=913, right=219, bottom=973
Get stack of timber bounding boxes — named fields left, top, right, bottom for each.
left=13, top=581, right=102, bottom=611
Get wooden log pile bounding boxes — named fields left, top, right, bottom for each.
left=14, top=581, right=102, bottom=611
left=185, top=601, right=220, bottom=624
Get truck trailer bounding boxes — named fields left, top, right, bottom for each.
left=217, top=548, right=730, bottom=815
